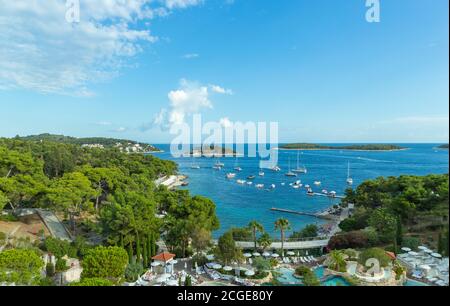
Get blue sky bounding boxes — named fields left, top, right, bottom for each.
left=0, top=0, right=448, bottom=143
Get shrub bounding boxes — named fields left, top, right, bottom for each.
left=358, top=248, right=391, bottom=269
left=43, top=237, right=77, bottom=259
left=252, top=257, right=272, bottom=271
left=69, top=277, right=114, bottom=286
left=294, top=265, right=310, bottom=277
left=46, top=262, right=55, bottom=277
left=55, top=258, right=69, bottom=272
left=303, top=272, right=320, bottom=286
left=125, top=262, right=144, bottom=282
left=328, top=231, right=369, bottom=250
left=401, top=237, right=420, bottom=251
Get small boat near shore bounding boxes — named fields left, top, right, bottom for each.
left=255, top=184, right=264, bottom=189
left=247, top=175, right=256, bottom=180
left=237, top=179, right=246, bottom=185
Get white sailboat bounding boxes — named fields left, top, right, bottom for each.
left=346, top=162, right=353, bottom=185
left=285, top=157, right=297, bottom=177
left=292, top=151, right=307, bottom=173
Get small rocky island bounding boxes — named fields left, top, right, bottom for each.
left=280, top=143, right=406, bottom=151
left=190, top=145, right=238, bottom=157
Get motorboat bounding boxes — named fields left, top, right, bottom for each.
left=226, top=173, right=236, bottom=179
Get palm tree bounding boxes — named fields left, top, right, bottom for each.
left=257, top=232, right=272, bottom=252
left=248, top=220, right=264, bottom=251
left=328, top=250, right=346, bottom=272
left=274, top=218, right=291, bottom=256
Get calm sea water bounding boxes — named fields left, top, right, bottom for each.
left=152, top=144, right=448, bottom=238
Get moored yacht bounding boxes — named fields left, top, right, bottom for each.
left=285, top=158, right=298, bottom=177
left=292, top=151, right=308, bottom=173
left=346, top=162, right=353, bottom=185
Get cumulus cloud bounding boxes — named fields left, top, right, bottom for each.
left=210, top=84, right=233, bottom=95
left=164, top=0, right=203, bottom=9
left=151, top=78, right=232, bottom=130
left=0, top=0, right=202, bottom=95
left=219, top=117, right=233, bottom=128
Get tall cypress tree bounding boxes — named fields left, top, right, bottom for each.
left=438, top=232, right=444, bottom=254
left=143, top=238, right=148, bottom=268
left=127, top=242, right=133, bottom=264
left=147, top=234, right=152, bottom=260
left=136, top=233, right=141, bottom=263
left=396, top=216, right=403, bottom=246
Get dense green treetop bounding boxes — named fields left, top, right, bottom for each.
left=69, top=277, right=114, bottom=286
left=0, top=248, right=44, bottom=285
left=81, top=246, right=129, bottom=280
left=14, top=133, right=160, bottom=152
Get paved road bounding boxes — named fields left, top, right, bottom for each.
left=36, top=209, right=72, bottom=241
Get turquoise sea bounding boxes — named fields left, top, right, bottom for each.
left=152, top=144, right=448, bottom=238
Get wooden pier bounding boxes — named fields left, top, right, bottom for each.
left=270, top=208, right=336, bottom=220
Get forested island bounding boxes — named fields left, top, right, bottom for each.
left=280, top=143, right=406, bottom=151
left=15, top=133, right=161, bottom=153
left=438, top=144, right=449, bottom=149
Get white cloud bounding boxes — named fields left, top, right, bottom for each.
left=210, top=84, right=233, bottom=95
left=152, top=78, right=232, bottom=130
left=219, top=117, right=233, bottom=128
left=164, top=0, right=203, bottom=9
left=182, top=53, right=200, bottom=59
left=0, top=0, right=202, bottom=95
